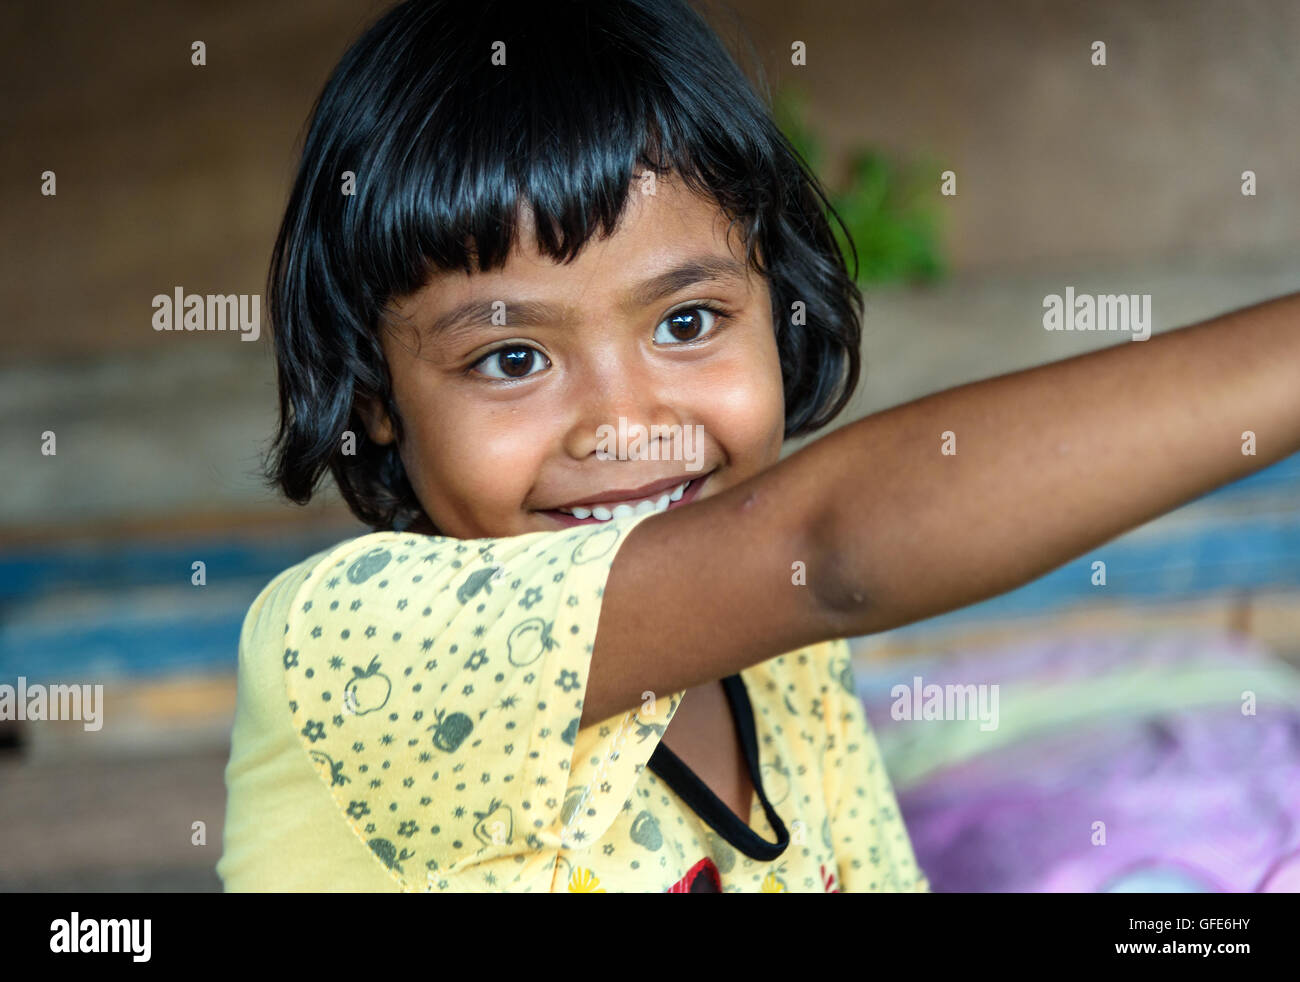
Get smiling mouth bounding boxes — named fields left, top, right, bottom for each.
left=538, top=473, right=710, bottom=525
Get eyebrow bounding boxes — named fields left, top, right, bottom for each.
left=420, top=254, right=750, bottom=340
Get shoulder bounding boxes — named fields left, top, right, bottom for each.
left=241, top=517, right=656, bottom=665
left=237, top=531, right=422, bottom=663
left=279, top=519, right=649, bottom=593
left=783, top=638, right=856, bottom=699
left=238, top=534, right=387, bottom=639
left=741, top=639, right=855, bottom=702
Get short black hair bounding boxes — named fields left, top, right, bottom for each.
left=266, top=0, right=864, bottom=533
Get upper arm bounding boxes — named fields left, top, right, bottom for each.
left=584, top=452, right=842, bottom=726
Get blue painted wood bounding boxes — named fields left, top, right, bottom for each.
left=0, top=530, right=353, bottom=683
left=1194, top=449, right=1300, bottom=500
left=0, top=530, right=354, bottom=604
left=1, top=597, right=253, bottom=683
left=881, top=515, right=1300, bottom=640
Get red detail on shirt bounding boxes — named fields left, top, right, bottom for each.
left=667, top=857, right=723, bottom=893
left=666, top=858, right=842, bottom=892
left=821, top=863, right=841, bottom=893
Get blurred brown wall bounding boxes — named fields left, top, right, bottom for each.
left=4, top=0, right=1299, bottom=362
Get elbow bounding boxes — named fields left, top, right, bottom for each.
left=805, top=518, right=876, bottom=638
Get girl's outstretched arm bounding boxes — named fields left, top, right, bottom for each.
left=809, top=288, right=1300, bottom=635
left=583, top=290, right=1300, bottom=726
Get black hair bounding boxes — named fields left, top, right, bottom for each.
left=266, top=0, right=863, bottom=533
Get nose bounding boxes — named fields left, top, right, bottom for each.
left=561, top=350, right=686, bottom=462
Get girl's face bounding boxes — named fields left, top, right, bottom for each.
left=364, top=174, right=786, bottom=539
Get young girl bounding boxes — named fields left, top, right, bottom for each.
left=216, top=0, right=1300, bottom=892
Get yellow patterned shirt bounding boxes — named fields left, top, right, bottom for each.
left=217, top=511, right=930, bottom=893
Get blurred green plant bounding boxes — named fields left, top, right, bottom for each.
left=772, top=85, right=946, bottom=285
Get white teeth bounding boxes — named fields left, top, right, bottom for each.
left=557, top=479, right=695, bottom=522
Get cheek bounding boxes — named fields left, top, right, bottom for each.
left=696, top=334, right=785, bottom=456
left=410, top=401, right=550, bottom=508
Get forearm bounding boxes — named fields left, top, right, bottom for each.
left=808, top=289, right=1300, bottom=636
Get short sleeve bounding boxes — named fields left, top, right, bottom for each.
left=279, top=511, right=686, bottom=892
left=821, top=642, right=931, bottom=893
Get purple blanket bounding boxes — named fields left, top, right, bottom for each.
left=857, top=633, right=1300, bottom=892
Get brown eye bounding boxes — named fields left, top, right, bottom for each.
left=668, top=312, right=702, bottom=341
left=654, top=305, right=722, bottom=345
left=475, top=345, right=548, bottom=380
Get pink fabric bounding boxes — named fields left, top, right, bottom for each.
left=859, top=634, right=1300, bottom=892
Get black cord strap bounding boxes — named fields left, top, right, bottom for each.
left=646, top=673, right=789, bottom=862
